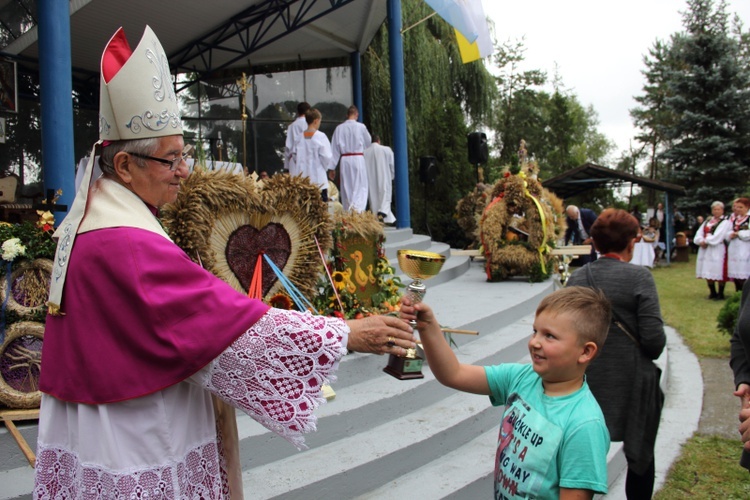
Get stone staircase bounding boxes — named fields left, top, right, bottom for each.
left=0, top=228, right=659, bottom=499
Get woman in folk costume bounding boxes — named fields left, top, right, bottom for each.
left=726, top=197, right=750, bottom=293
left=694, top=201, right=732, bottom=300
left=630, top=218, right=658, bottom=268
left=34, top=26, right=414, bottom=499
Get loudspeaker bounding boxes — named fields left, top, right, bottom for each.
left=419, top=156, right=438, bottom=184
left=468, top=132, right=489, bottom=165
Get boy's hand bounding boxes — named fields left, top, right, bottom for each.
left=400, top=297, right=437, bottom=331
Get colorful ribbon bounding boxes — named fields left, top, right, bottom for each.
left=520, top=175, right=549, bottom=274
left=263, top=254, right=315, bottom=312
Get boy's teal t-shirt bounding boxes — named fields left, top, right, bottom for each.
left=485, top=363, right=610, bottom=499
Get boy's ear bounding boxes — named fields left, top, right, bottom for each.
left=578, top=342, right=598, bottom=364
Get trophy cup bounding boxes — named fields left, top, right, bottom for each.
left=383, top=249, right=446, bottom=380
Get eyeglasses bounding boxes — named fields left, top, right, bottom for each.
left=129, top=152, right=188, bottom=171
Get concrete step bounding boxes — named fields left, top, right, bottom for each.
left=382, top=227, right=470, bottom=291
left=0, top=248, right=685, bottom=499
left=243, top=295, right=543, bottom=499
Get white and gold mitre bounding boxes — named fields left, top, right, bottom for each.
left=98, top=25, right=182, bottom=141
left=48, top=26, right=182, bottom=314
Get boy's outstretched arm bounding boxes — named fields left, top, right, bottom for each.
left=400, top=297, right=490, bottom=395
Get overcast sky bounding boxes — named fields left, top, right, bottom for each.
left=480, top=0, right=750, bottom=163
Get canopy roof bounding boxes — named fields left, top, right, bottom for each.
left=1, top=0, right=386, bottom=90
left=542, top=162, right=686, bottom=199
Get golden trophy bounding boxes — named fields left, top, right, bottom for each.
left=384, top=249, right=445, bottom=380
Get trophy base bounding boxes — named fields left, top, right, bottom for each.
left=383, top=353, right=424, bottom=380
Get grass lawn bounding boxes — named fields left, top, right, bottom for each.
left=654, top=435, right=750, bottom=499
left=651, top=252, right=737, bottom=358
left=650, top=253, right=748, bottom=498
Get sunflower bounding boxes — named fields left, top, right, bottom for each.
left=268, top=292, right=293, bottom=310
left=332, top=271, right=346, bottom=291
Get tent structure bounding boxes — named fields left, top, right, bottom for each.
left=0, top=0, right=417, bottom=226
left=542, top=162, right=687, bottom=264
left=542, top=162, right=686, bottom=199
left=3, top=0, right=388, bottom=93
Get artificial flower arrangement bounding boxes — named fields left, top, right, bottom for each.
left=0, top=210, right=58, bottom=324
left=311, top=212, right=404, bottom=319
left=0, top=209, right=57, bottom=409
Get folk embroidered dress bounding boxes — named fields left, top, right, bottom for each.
left=34, top=178, right=349, bottom=499
left=694, top=216, right=731, bottom=281
left=726, top=213, right=750, bottom=280
left=331, top=119, right=371, bottom=212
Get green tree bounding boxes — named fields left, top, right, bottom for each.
left=490, top=40, right=613, bottom=183
left=630, top=39, right=680, bottom=207
left=362, top=0, right=495, bottom=246
left=661, top=0, right=750, bottom=214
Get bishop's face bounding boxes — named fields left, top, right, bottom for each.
left=124, top=135, right=188, bottom=208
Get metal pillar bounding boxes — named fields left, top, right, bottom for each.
left=387, top=0, right=410, bottom=229
left=351, top=51, right=363, bottom=122
left=38, top=0, right=75, bottom=216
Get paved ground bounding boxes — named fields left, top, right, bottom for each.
left=699, top=357, right=740, bottom=440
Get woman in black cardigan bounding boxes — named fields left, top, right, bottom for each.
left=567, top=208, right=667, bottom=499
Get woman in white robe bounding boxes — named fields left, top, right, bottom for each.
left=694, top=201, right=731, bottom=299
left=631, top=219, right=658, bottom=268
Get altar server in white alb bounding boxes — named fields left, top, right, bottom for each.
left=33, top=26, right=415, bottom=499
left=292, top=108, right=334, bottom=201
left=364, top=134, right=396, bottom=224
left=284, top=101, right=310, bottom=176
left=331, top=105, right=371, bottom=212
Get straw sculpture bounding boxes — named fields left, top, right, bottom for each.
left=161, top=171, right=332, bottom=303
left=0, top=321, right=44, bottom=409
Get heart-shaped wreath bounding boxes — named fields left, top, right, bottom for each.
left=161, top=170, right=332, bottom=303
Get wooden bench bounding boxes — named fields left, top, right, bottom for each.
left=0, top=408, right=39, bottom=467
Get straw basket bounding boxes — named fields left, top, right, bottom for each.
left=0, top=321, right=44, bottom=409
left=0, top=258, right=53, bottom=317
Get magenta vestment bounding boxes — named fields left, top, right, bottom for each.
left=40, top=227, right=270, bottom=404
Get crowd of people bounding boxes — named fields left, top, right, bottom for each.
left=558, top=199, right=750, bottom=497
left=692, top=198, right=750, bottom=300
left=34, top=25, right=415, bottom=498
left=277, top=101, right=396, bottom=224
left=33, top=23, right=750, bottom=500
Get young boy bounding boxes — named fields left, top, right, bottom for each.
left=291, top=108, right=334, bottom=201
left=400, top=286, right=612, bottom=500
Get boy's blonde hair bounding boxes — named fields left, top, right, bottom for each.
left=536, top=286, right=611, bottom=350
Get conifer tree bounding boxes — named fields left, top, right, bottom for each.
left=661, top=0, right=750, bottom=213
left=630, top=39, right=679, bottom=192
